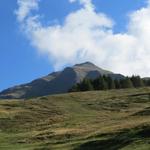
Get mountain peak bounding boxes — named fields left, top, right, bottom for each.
left=0, top=61, right=124, bottom=99
left=74, top=61, right=95, bottom=67
left=73, top=61, right=113, bottom=75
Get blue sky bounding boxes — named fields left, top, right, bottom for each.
left=0, top=0, right=148, bottom=91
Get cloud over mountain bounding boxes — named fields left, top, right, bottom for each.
left=16, top=0, right=150, bottom=77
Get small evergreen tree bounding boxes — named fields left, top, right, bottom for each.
left=99, top=76, right=108, bottom=90
left=69, top=83, right=80, bottom=92
left=107, top=76, right=115, bottom=89
left=114, top=79, right=121, bottom=89
left=93, top=77, right=100, bottom=90
left=69, top=74, right=146, bottom=93
left=80, top=78, right=93, bottom=91
left=120, top=77, right=133, bottom=88
left=147, top=79, right=150, bottom=86
left=103, top=75, right=109, bottom=90
left=131, top=75, right=144, bottom=88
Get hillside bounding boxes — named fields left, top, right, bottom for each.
left=0, top=62, right=124, bottom=99
left=0, top=87, right=150, bottom=150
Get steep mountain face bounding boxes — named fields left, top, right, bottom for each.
left=0, top=62, right=124, bottom=99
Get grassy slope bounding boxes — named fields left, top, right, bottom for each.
left=0, top=87, right=150, bottom=150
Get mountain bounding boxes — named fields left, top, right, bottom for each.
left=0, top=62, right=124, bottom=99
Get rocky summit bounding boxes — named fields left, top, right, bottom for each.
left=0, top=62, right=124, bottom=99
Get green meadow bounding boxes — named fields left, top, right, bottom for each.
left=0, top=87, right=150, bottom=150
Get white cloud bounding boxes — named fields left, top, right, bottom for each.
left=69, top=0, right=94, bottom=11
left=16, top=0, right=150, bottom=77
left=16, top=0, right=40, bottom=22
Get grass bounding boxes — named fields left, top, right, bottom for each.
left=0, top=87, right=150, bottom=150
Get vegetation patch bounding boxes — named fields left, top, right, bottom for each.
left=0, top=87, right=150, bottom=150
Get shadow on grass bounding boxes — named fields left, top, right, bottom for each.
left=133, top=107, right=150, bottom=116
left=74, top=125, right=150, bottom=150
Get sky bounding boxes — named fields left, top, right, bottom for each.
left=0, top=0, right=149, bottom=91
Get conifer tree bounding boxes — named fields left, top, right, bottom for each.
left=131, top=76, right=144, bottom=87
left=93, top=77, right=100, bottom=90
left=80, top=78, right=93, bottom=91
left=69, top=74, right=146, bottom=93
left=99, top=76, right=108, bottom=90
left=120, top=77, right=133, bottom=88
left=107, top=76, right=115, bottom=89
left=143, top=78, right=150, bottom=86
left=114, top=79, right=121, bottom=89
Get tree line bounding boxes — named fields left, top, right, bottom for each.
left=69, top=75, right=150, bottom=92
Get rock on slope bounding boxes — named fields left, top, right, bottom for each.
left=0, top=62, right=124, bottom=99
